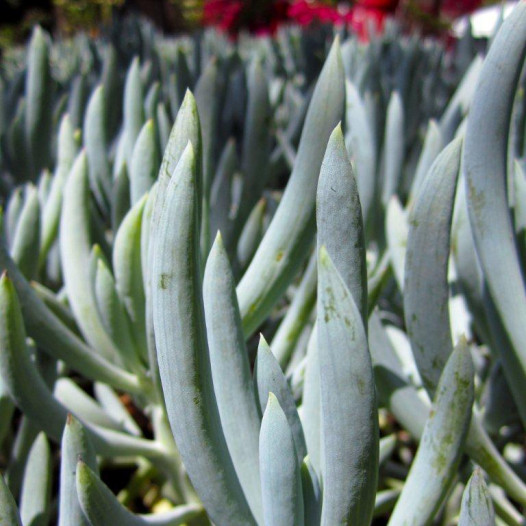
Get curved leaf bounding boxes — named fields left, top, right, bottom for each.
left=25, top=26, right=52, bottom=178
left=76, top=462, right=203, bottom=526
left=113, top=195, right=148, bottom=361
left=151, top=144, right=256, bottom=525
left=299, top=325, right=321, bottom=476
left=463, top=2, right=526, bottom=424
left=203, top=233, right=263, bottom=522
left=40, top=114, right=78, bottom=265
left=0, top=273, right=168, bottom=461
left=60, top=152, right=122, bottom=364
left=404, top=137, right=462, bottom=395
left=237, top=37, right=345, bottom=337
left=317, top=247, right=378, bottom=525
left=10, top=185, right=40, bottom=280
left=121, top=57, right=145, bottom=168
left=381, top=91, right=405, bottom=207
left=84, top=85, right=111, bottom=214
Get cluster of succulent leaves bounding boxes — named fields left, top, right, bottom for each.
left=0, top=3, right=526, bottom=525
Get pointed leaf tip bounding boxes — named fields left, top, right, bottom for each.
left=266, top=391, right=279, bottom=410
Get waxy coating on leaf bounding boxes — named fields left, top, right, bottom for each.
left=2, top=13, right=526, bottom=526
left=259, top=393, right=304, bottom=526
left=317, top=247, right=378, bottom=525
left=459, top=468, right=495, bottom=526
left=237, top=36, right=345, bottom=337
left=463, top=1, right=526, bottom=426
left=152, top=143, right=256, bottom=525
left=388, top=339, right=474, bottom=526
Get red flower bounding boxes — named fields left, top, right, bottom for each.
left=355, top=0, right=399, bottom=10
left=349, top=5, right=388, bottom=41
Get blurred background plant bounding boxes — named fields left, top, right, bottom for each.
left=0, top=0, right=503, bottom=51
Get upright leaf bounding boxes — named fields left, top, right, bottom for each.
left=25, top=26, right=52, bottom=178
left=10, top=185, right=40, bottom=280
left=130, top=120, right=160, bottom=205
left=404, top=138, right=462, bottom=395
left=259, top=394, right=304, bottom=526
left=255, top=337, right=307, bottom=464
left=0, top=474, right=22, bottom=526
left=317, top=248, right=378, bottom=525
left=344, top=80, right=376, bottom=224
left=152, top=144, right=256, bottom=525
left=459, top=469, right=495, bottom=526
left=203, top=233, right=263, bottom=523
left=84, top=85, right=112, bottom=214
left=19, top=433, right=52, bottom=526
left=381, top=91, right=405, bottom=207
left=317, top=124, right=366, bottom=322
left=388, top=340, right=474, bottom=526
left=59, top=415, right=98, bottom=526
left=60, top=152, right=122, bottom=364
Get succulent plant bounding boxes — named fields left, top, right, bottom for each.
left=0, top=3, right=526, bottom=525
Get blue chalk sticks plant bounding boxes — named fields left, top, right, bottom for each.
left=0, top=2, right=526, bottom=524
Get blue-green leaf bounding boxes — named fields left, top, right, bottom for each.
left=299, top=325, right=321, bottom=476
left=317, top=124, right=366, bottom=322
left=151, top=144, right=256, bottom=525
left=255, top=336, right=307, bottom=464
left=271, top=251, right=317, bottom=368
left=404, top=137, right=462, bottom=395
left=385, top=196, right=408, bottom=292
left=463, top=1, right=526, bottom=424
left=121, top=57, right=145, bottom=168
left=113, top=195, right=148, bottom=362
left=237, top=37, right=345, bottom=337
left=19, top=433, right=52, bottom=526
left=459, top=469, right=495, bottom=526
left=59, top=415, right=98, bottom=526
left=60, top=152, right=122, bottom=364
left=203, top=232, right=263, bottom=522
left=317, top=247, right=378, bottom=525
left=259, top=393, right=304, bottom=526
left=344, top=80, right=376, bottom=224
left=84, top=85, right=111, bottom=214
left=410, top=120, right=442, bottom=204
left=235, top=59, right=272, bottom=236
left=388, top=340, right=474, bottom=526
left=237, top=198, right=266, bottom=271
left=76, top=462, right=203, bottom=526
left=0, top=273, right=167, bottom=461
left=10, top=185, right=40, bottom=280
left=25, top=26, right=52, bottom=179
left=301, top=457, right=321, bottom=526
left=381, top=91, right=405, bottom=207
left=40, top=114, right=78, bottom=266
left=130, top=120, right=160, bottom=205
